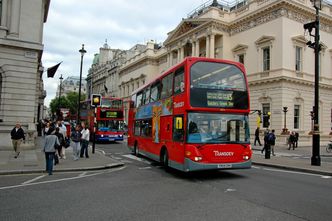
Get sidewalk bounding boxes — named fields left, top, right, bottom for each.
left=0, top=137, right=331, bottom=176
left=0, top=137, right=124, bottom=175
left=252, top=144, right=332, bottom=176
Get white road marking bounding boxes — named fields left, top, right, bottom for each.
left=225, top=188, right=236, bottom=193
left=139, top=167, right=151, bottom=170
left=78, top=172, right=87, bottom=177
left=22, top=175, right=45, bottom=184
left=0, top=166, right=126, bottom=191
left=261, top=167, right=331, bottom=179
left=122, top=154, right=149, bottom=164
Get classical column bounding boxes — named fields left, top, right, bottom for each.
left=1, top=0, right=8, bottom=27
left=210, top=34, right=215, bottom=58
left=180, top=46, right=184, bottom=61
left=9, top=0, right=21, bottom=37
left=167, top=53, right=171, bottom=67
left=177, top=48, right=180, bottom=63
left=195, top=40, right=200, bottom=57
left=206, top=35, right=210, bottom=57
left=191, top=41, right=196, bottom=57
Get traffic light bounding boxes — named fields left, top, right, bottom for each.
left=91, top=94, right=102, bottom=107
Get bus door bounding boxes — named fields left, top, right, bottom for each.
left=172, top=115, right=185, bottom=164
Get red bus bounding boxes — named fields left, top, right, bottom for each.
left=81, top=97, right=125, bottom=142
left=127, top=57, right=252, bottom=172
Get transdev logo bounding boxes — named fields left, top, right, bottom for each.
left=213, top=151, right=234, bottom=157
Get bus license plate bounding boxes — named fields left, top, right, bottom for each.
left=218, top=164, right=232, bottom=169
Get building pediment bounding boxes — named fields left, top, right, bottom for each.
left=232, top=44, right=248, bottom=52
left=164, top=19, right=208, bottom=44
left=291, top=35, right=307, bottom=45
left=255, top=35, right=275, bottom=46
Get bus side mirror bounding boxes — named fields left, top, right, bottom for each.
left=175, top=117, right=183, bottom=130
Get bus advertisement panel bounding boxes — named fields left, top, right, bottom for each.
left=81, top=97, right=125, bottom=142
left=127, top=57, right=252, bottom=172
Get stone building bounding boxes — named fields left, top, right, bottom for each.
left=56, top=76, right=87, bottom=97
left=0, top=0, right=50, bottom=149
left=89, top=0, right=332, bottom=143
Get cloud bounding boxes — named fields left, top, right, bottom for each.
left=42, top=0, right=205, bottom=107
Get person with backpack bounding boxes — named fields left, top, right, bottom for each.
left=269, top=129, right=276, bottom=156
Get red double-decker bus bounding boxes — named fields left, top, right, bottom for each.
left=81, top=97, right=125, bottom=142
left=127, top=57, right=252, bottom=172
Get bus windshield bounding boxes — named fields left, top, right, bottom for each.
left=187, top=112, right=250, bottom=144
left=97, top=120, right=125, bottom=132
left=190, top=61, right=248, bottom=109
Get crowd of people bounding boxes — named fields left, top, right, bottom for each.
left=39, top=120, right=90, bottom=175
left=254, top=127, right=300, bottom=156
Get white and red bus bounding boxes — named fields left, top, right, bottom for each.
left=81, top=97, right=125, bottom=142
left=127, top=57, right=252, bottom=172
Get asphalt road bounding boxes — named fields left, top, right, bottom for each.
left=1, top=140, right=331, bottom=221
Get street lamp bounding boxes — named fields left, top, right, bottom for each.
left=282, top=107, right=288, bottom=135
left=304, top=0, right=321, bottom=166
left=77, top=44, right=87, bottom=123
left=57, top=74, right=63, bottom=120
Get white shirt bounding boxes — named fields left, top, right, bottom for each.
left=81, top=128, right=90, bottom=141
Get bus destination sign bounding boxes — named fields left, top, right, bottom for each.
left=206, top=91, right=234, bottom=108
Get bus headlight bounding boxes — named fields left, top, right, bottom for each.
left=243, top=155, right=250, bottom=160
left=194, top=157, right=202, bottom=162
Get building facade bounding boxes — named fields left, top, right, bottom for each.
left=89, top=0, right=332, bottom=143
left=56, top=76, right=87, bottom=98
left=0, top=0, right=50, bottom=150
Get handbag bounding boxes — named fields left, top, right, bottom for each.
left=64, top=137, right=70, bottom=148
left=54, top=154, right=59, bottom=165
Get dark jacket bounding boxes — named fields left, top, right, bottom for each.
left=71, top=130, right=81, bottom=143
left=11, top=127, right=25, bottom=140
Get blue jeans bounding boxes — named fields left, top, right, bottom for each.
left=45, top=152, right=55, bottom=175
left=80, top=140, right=89, bottom=158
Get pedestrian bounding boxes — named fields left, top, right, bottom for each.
left=269, top=129, right=276, bottom=156
left=261, top=129, right=269, bottom=153
left=288, top=131, right=295, bottom=150
left=254, top=127, right=262, bottom=146
left=10, top=122, right=25, bottom=158
left=56, top=120, right=67, bottom=159
left=43, top=128, right=60, bottom=175
left=80, top=122, right=90, bottom=158
left=294, top=132, right=299, bottom=148
left=43, top=122, right=51, bottom=136
left=71, top=125, right=82, bottom=160
left=54, top=127, right=64, bottom=162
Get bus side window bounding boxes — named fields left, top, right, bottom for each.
left=161, top=73, right=174, bottom=99
left=174, top=67, right=184, bottom=95
left=136, top=92, right=143, bottom=107
left=150, top=81, right=161, bottom=102
left=173, top=115, right=184, bottom=142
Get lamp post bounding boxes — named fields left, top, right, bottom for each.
left=304, top=0, right=321, bottom=166
left=57, top=74, right=63, bottom=120
left=77, top=44, right=87, bottom=124
left=282, top=107, right=288, bottom=134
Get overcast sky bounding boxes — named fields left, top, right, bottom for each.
left=42, top=0, right=332, bottom=107
left=42, top=0, right=208, bottom=107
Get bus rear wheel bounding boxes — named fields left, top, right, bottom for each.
left=134, top=143, right=139, bottom=156
left=161, top=149, right=169, bottom=169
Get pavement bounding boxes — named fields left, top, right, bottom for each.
left=0, top=137, right=331, bottom=176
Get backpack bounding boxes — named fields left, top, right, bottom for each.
left=267, top=133, right=275, bottom=144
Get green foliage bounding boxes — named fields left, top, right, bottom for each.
left=49, top=92, right=86, bottom=115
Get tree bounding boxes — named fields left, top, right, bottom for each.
left=49, top=92, right=86, bottom=117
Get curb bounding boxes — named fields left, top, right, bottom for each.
left=0, top=162, right=124, bottom=176
left=252, top=161, right=332, bottom=176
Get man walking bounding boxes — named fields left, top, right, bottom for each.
left=254, top=127, right=262, bottom=146
left=10, top=122, right=25, bottom=158
left=43, top=128, right=60, bottom=175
